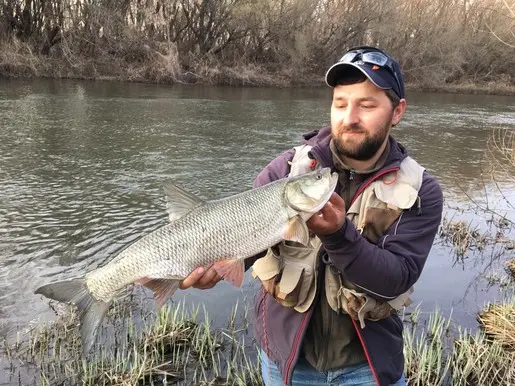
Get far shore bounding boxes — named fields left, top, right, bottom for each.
left=1, top=65, right=514, bottom=97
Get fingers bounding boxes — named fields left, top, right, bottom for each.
left=179, top=266, right=223, bottom=290
left=306, top=193, right=347, bottom=236
left=179, top=267, right=205, bottom=289
left=328, top=192, right=346, bottom=211
left=318, top=201, right=339, bottom=224
left=195, top=267, right=223, bottom=289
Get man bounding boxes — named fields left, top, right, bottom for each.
left=180, top=46, right=443, bottom=386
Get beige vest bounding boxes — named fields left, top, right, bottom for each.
left=252, top=145, right=424, bottom=328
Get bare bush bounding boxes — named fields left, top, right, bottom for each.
left=0, top=0, right=513, bottom=86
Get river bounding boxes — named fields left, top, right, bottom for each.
left=0, top=78, right=514, bottom=382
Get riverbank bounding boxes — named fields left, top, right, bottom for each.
left=1, top=46, right=514, bottom=96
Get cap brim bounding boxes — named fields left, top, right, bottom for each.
left=325, top=62, right=392, bottom=91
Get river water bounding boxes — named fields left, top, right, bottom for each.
left=0, top=78, right=514, bottom=380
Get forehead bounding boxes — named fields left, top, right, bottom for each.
left=332, top=79, right=386, bottom=100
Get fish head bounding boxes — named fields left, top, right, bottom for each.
left=284, top=167, right=338, bottom=214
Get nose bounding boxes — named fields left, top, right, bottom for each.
left=343, top=104, right=360, bottom=127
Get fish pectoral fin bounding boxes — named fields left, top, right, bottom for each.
left=213, top=259, right=245, bottom=288
left=164, top=184, right=205, bottom=222
left=136, top=278, right=181, bottom=309
left=281, top=216, right=310, bottom=246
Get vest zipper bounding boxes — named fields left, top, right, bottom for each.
left=284, top=312, right=311, bottom=385
left=348, top=165, right=400, bottom=386
left=349, top=169, right=355, bottom=180
left=318, top=284, right=330, bottom=370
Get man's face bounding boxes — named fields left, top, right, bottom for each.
left=330, top=79, right=406, bottom=161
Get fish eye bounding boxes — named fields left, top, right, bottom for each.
left=315, top=174, right=322, bottom=180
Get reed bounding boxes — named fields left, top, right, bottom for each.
left=477, top=298, right=515, bottom=351
left=4, top=289, right=515, bottom=385
left=4, top=295, right=263, bottom=386
left=507, top=259, right=515, bottom=279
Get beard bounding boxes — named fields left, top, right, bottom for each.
left=332, top=120, right=391, bottom=161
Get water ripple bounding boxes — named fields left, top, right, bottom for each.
left=0, top=79, right=514, bottom=340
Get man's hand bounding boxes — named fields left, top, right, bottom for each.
left=179, top=266, right=223, bottom=290
left=306, top=192, right=347, bottom=236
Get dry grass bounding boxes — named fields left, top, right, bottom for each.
left=508, top=259, right=515, bottom=279
left=438, top=217, right=489, bottom=261
left=487, top=128, right=515, bottom=171
left=3, top=295, right=262, bottom=386
left=4, top=286, right=515, bottom=385
left=478, top=301, right=515, bottom=351
left=451, top=329, right=515, bottom=385
left=0, top=37, right=298, bottom=87
left=407, top=81, right=515, bottom=96
left=403, top=294, right=515, bottom=385
left=0, top=39, right=43, bottom=77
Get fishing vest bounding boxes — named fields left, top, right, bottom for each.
left=252, top=144, right=424, bottom=328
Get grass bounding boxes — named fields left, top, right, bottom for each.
left=477, top=299, right=515, bottom=351
left=451, top=328, right=515, bottom=385
left=3, top=283, right=515, bottom=385
left=402, top=294, right=515, bottom=386
left=438, top=216, right=489, bottom=262
left=403, top=308, right=452, bottom=385
left=4, top=295, right=262, bottom=386
left=507, top=259, right=515, bottom=279
left=406, top=81, right=515, bottom=97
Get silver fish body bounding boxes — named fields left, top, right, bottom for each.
left=35, top=167, right=338, bottom=353
left=88, top=179, right=295, bottom=300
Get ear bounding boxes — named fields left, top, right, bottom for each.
left=391, top=99, right=407, bottom=127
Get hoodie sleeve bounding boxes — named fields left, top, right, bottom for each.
left=319, top=172, right=443, bottom=300
left=244, top=149, right=295, bottom=271
left=252, top=149, right=295, bottom=189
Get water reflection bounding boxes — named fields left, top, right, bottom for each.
left=0, top=78, right=513, bottom=342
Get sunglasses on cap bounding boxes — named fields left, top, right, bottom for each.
left=339, top=49, right=402, bottom=98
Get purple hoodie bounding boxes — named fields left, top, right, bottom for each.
left=250, top=127, right=443, bottom=385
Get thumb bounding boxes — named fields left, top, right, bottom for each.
left=328, top=193, right=346, bottom=211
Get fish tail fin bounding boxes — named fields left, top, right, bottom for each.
left=35, top=278, right=110, bottom=354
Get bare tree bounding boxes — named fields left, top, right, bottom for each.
left=0, top=0, right=513, bottom=85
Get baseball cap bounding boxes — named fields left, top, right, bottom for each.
left=325, top=46, right=405, bottom=99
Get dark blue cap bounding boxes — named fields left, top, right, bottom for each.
left=325, top=46, right=405, bottom=99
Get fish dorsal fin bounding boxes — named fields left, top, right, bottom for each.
left=164, top=184, right=204, bottom=222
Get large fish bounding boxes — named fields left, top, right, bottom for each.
left=35, top=167, right=337, bottom=353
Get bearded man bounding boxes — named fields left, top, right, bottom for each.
left=181, top=46, right=443, bottom=386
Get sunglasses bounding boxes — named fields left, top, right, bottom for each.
left=339, top=49, right=402, bottom=97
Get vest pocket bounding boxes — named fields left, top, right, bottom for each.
left=252, top=239, right=320, bottom=312
left=362, top=206, right=402, bottom=243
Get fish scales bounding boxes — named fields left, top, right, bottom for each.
left=86, top=180, right=289, bottom=301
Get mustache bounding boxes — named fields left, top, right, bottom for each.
left=339, top=124, right=365, bottom=133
